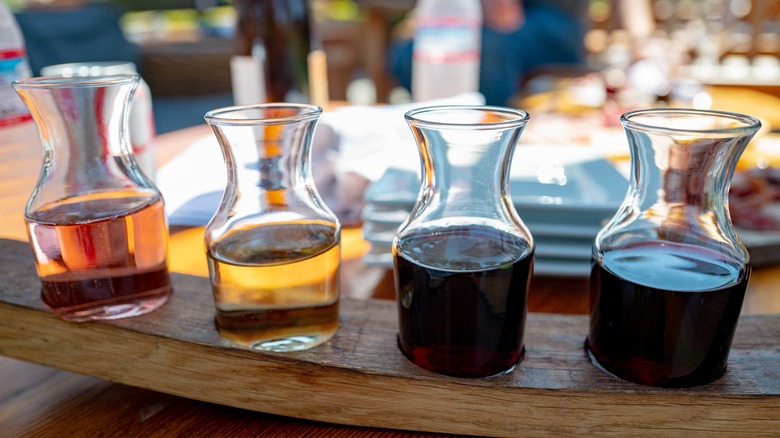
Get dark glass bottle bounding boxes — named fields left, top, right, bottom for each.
left=234, top=0, right=311, bottom=103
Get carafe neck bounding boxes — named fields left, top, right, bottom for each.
left=413, top=124, right=523, bottom=222
left=603, top=109, right=761, bottom=256
left=216, top=119, right=316, bottom=211
left=400, top=107, right=531, bottom=234
left=13, top=75, right=151, bottom=212
left=629, top=132, right=748, bottom=212
left=203, top=104, right=335, bottom=235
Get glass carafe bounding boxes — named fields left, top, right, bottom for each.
left=204, top=103, right=340, bottom=352
left=587, top=108, right=761, bottom=387
left=393, top=106, right=534, bottom=378
left=14, top=75, right=172, bottom=321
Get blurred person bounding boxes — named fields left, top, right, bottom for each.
left=388, top=0, right=587, bottom=106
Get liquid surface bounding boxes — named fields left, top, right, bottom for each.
left=587, top=241, right=749, bottom=387
left=394, top=223, right=531, bottom=271
left=394, top=226, right=532, bottom=378
left=208, top=220, right=340, bottom=351
left=25, top=191, right=171, bottom=321
left=600, top=242, right=743, bottom=291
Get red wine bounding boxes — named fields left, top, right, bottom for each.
left=393, top=226, right=533, bottom=378
left=586, top=241, right=749, bottom=387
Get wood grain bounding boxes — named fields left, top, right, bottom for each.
left=0, top=238, right=777, bottom=437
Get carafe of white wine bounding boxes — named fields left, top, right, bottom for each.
left=204, top=103, right=340, bottom=352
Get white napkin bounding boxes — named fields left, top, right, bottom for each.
left=326, top=92, right=485, bottom=180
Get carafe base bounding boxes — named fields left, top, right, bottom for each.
left=584, top=339, right=727, bottom=388
left=217, top=322, right=338, bottom=352
left=49, top=290, right=171, bottom=322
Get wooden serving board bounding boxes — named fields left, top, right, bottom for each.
left=0, top=238, right=778, bottom=436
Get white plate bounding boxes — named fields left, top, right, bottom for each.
left=364, top=157, right=627, bottom=218
left=361, top=152, right=624, bottom=277
left=361, top=208, right=604, bottom=239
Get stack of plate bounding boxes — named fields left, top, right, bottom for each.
left=361, top=154, right=628, bottom=277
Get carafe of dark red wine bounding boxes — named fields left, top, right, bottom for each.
left=393, top=105, right=534, bottom=378
left=233, top=0, right=311, bottom=103
left=13, top=75, right=172, bottom=322
left=587, top=108, right=761, bottom=387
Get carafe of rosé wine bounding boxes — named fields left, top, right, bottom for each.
left=14, top=75, right=172, bottom=322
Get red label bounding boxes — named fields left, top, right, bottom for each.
left=413, top=51, right=480, bottom=62
left=0, top=49, right=26, bottom=60
left=0, top=114, right=32, bottom=127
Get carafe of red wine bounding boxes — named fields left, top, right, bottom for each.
left=204, top=103, right=340, bottom=352
left=587, top=108, right=761, bottom=387
left=393, top=105, right=534, bottom=378
left=13, top=75, right=172, bottom=321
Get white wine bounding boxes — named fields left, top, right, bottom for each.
left=207, top=220, right=339, bottom=351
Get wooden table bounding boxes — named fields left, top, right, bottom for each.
left=1, top=123, right=779, bottom=436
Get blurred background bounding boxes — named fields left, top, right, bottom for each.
left=6, top=0, right=415, bottom=133
left=5, top=0, right=780, bottom=136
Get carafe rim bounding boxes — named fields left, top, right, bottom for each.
left=13, top=74, right=138, bottom=89
left=404, top=105, right=529, bottom=129
left=621, top=108, right=761, bottom=135
left=205, top=103, right=322, bottom=126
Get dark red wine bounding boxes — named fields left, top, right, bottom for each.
left=393, top=226, right=533, bottom=378
left=586, top=241, right=749, bottom=387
